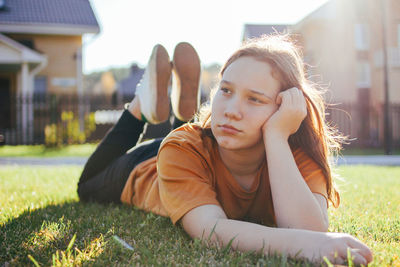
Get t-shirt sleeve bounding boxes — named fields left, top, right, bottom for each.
left=293, top=149, right=329, bottom=203
left=157, top=141, right=221, bottom=224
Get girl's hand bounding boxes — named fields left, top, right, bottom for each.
left=262, top=87, right=307, bottom=141
left=305, top=232, right=373, bottom=265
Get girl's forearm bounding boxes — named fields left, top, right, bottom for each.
left=182, top=205, right=372, bottom=265
left=206, top=218, right=320, bottom=260
left=264, top=133, right=327, bottom=231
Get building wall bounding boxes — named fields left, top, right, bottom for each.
left=367, top=0, right=400, bottom=105
left=292, top=0, right=400, bottom=105
left=7, top=33, right=82, bottom=95
left=386, top=0, right=400, bottom=103
left=292, top=0, right=355, bottom=103
left=291, top=0, right=400, bottom=146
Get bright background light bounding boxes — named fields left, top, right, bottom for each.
left=84, top=0, right=329, bottom=74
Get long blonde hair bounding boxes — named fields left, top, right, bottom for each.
left=197, top=34, right=344, bottom=208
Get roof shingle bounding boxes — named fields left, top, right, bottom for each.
left=0, top=0, right=99, bottom=27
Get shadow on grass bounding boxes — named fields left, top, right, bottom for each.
left=0, top=201, right=167, bottom=266
left=1, top=201, right=314, bottom=266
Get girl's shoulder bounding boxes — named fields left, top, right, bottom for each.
left=159, top=123, right=213, bottom=153
left=158, top=123, right=215, bottom=170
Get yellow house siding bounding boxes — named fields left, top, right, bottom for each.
left=7, top=34, right=82, bottom=95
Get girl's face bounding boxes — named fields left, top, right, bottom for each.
left=211, top=56, right=281, bottom=151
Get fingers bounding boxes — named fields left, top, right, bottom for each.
left=266, top=87, right=308, bottom=137
left=349, top=249, right=369, bottom=266
left=326, top=248, right=368, bottom=266
left=346, top=236, right=374, bottom=263
left=335, top=236, right=373, bottom=266
left=277, top=87, right=302, bottom=104
left=320, top=233, right=373, bottom=267
left=276, top=93, right=282, bottom=105
left=331, top=256, right=347, bottom=266
left=277, top=87, right=307, bottom=116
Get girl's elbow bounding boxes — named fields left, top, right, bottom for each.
left=310, top=217, right=329, bottom=232
left=314, top=222, right=329, bottom=232
left=321, top=217, right=329, bottom=232
left=306, top=215, right=329, bottom=232
left=304, top=222, right=329, bottom=232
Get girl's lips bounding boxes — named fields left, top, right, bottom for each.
left=219, top=124, right=241, bottom=134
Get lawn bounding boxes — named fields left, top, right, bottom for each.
left=0, top=165, right=399, bottom=266
left=0, top=144, right=97, bottom=158
left=1, top=144, right=399, bottom=158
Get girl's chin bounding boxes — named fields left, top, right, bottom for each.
left=215, top=136, right=240, bottom=149
left=215, top=136, right=253, bottom=151
left=215, top=135, right=264, bottom=151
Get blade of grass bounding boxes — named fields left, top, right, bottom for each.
left=28, top=254, right=41, bottom=267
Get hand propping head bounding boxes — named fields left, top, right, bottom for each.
left=262, top=87, right=307, bottom=140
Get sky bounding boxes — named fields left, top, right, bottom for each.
left=83, top=0, right=330, bottom=74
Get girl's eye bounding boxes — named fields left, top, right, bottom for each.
left=249, top=97, right=263, bottom=103
left=220, top=87, right=231, bottom=94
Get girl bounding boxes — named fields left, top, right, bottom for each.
left=77, top=36, right=373, bottom=265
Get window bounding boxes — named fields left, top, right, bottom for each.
left=356, top=61, right=371, bottom=88
left=354, top=24, right=369, bottom=50
left=398, top=24, right=400, bottom=47
left=34, top=76, right=47, bottom=99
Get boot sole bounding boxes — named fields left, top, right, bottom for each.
left=154, top=45, right=172, bottom=122
left=172, top=42, right=201, bottom=121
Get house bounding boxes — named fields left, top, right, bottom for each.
left=242, top=24, right=290, bottom=42
left=291, top=0, right=400, bottom=105
left=243, top=0, right=400, bottom=148
left=0, top=0, right=100, bottom=144
left=291, top=0, right=400, bottom=148
left=116, top=64, right=145, bottom=103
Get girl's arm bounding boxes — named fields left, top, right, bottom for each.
left=262, top=87, right=328, bottom=231
left=181, top=204, right=373, bottom=265
left=264, top=132, right=329, bottom=231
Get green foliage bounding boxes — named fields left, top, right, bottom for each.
left=1, top=166, right=399, bottom=266
left=44, top=111, right=96, bottom=147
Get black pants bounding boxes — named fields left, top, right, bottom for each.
left=77, top=109, right=185, bottom=203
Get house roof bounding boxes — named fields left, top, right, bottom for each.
left=243, top=24, right=290, bottom=41
left=118, top=65, right=145, bottom=96
left=0, top=0, right=100, bottom=35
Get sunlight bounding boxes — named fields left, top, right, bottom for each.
left=84, top=0, right=330, bottom=73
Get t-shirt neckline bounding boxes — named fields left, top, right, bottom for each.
left=212, top=142, right=264, bottom=199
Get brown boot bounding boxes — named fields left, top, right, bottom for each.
left=171, top=42, right=201, bottom=122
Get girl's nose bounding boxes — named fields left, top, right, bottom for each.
left=223, top=99, right=242, bottom=120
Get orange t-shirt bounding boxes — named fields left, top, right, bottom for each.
left=120, top=124, right=328, bottom=226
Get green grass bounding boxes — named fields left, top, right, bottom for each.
left=1, top=166, right=399, bottom=266
left=1, top=144, right=399, bottom=158
left=0, top=144, right=97, bottom=158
